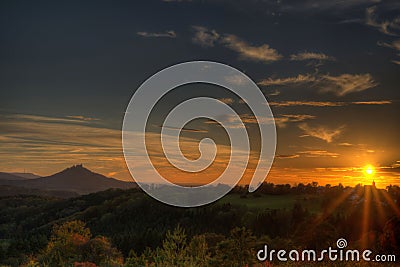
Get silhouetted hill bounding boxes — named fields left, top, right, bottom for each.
left=0, top=165, right=136, bottom=195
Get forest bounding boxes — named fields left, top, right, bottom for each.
left=0, top=183, right=399, bottom=266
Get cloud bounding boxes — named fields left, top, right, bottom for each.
left=320, top=73, right=377, bottom=96
left=221, top=34, right=283, bottom=63
left=192, top=26, right=282, bottom=63
left=259, top=74, right=315, bottom=86
left=378, top=39, right=400, bottom=63
left=269, top=101, right=343, bottom=107
left=267, top=90, right=281, bottom=96
left=338, top=142, right=353, bottom=147
left=298, top=150, right=340, bottom=158
left=298, top=123, right=344, bottom=143
left=378, top=39, right=400, bottom=51
left=365, top=6, right=400, bottom=36
left=276, top=154, right=300, bottom=159
left=192, top=26, right=219, bottom=47
left=158, top=125, right=208, bottom=133
left=137, top=30, right=177, bottom=38
left=66, top=115, right=100, bottom=121
left=224, top=74, right=249, bottom=86
left=281, top=114, right=316, bottom=121
left=205, top=113, right=314, bottom=128
left=275, top=114, right=316, bottom=128
left=259, top=73, right=377, bottom=96
left=352, top=100, right=392, bottom=105
left=218, top=98, right=235, bottom=104
left=269, top=100, right=391, bottom=107
left=290, top=52, right=335, bottom=61
left=5, top=114, right=99, bottom=124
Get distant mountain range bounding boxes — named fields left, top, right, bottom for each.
left=0, top=172, right=34, bottom=181
left=9, top=172, right=41, bottom=179
left=0, top=165, right=136, bottom=195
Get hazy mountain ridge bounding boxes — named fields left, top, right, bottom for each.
left=0, top=165, right=136, bottom=195
left=10, top=172, right=41, bottom=179
left=0, top=172, right=28, bottom=181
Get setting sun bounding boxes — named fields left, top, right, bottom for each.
left=363, top=165, right=375, bottom=176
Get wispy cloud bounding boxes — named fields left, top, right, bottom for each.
left=137, top=30, right=177, bottom=38
left=365, top=6, right=400, bottom=36
left=221, top=34, right=283, bottom=63
left=192, top=26, right=282, bottom=63
left=66, top=115, right=100, bottom=121
left=192, top=26, right=219, bottom=47
left=267, top=90, right=280, bottom=96
left=290, top=52, right=335, bottom=61
left=224, top=74, right=250, bottom=86
left=281, top=114, right=316, bottom=121
left=352, top=100, right=392, bottom=105
left=259, top=74, right=315, bottom=86
left=205, top=113, right=315, bottom=128
left=4, top=114, right=99, bottom=124
left=298, top=150, right=340, bottom=158
left=338, top=142, right=353, bottom=147
left=269, top=100, right=391, bottom=107
left=259, top=73, right=377, bottom=96
left=276, top=154, right=300, bottom=159
left=378, top=39, right=400, bottom=64
left=275, top=114, right=316, bottom=128
left=218, top=98, right=235, bottom=104
left=378, top=39, right=400, bottom=51
left=158, top=125, right=208, bottom=133
left=269, top=101, right=344, bottom=107
left=321, top=73, right=377, bottom=96
left=298, top=123, right=344, bottom=143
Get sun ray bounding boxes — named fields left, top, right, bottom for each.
left=380, top=189, right=400, bottom=217
left=314, top=188, right=354, bottom=225
left=371, top=186, right=387, bottom=232
left=361, top=185, right=371, bottom=249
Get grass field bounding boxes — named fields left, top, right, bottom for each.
left=218, top=193, right=322, bottom=213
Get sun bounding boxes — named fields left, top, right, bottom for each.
left=363, top=165, right=375, bottom=176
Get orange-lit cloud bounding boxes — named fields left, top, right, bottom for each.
left=298, top=123, right=344, bottom=143
left=290, top=52, right=335, bottom=61
left=218, top=98, right=235, bottom=104
left=269, top=100, right=391, bottom=107
left=192, top=26, right=282, bottom=63
left=192, top=26, right=219, bottom=47
left=204, top=113, right=314, bottom=128
left=298, top=150, right=340, bottom=158
left=221, top=34, right=283, bottom=62
left=259, top=73, right=377, bottom=96
left=321, top=73, right=377, bottom=96
left=366, top=6, right=400, bottom=36
left=259, top=74, right=315, bottom=86
left=66, top=115, right=100, bottom=121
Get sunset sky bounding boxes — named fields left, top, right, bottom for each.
left=1, top=0, right=399, bottom=188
